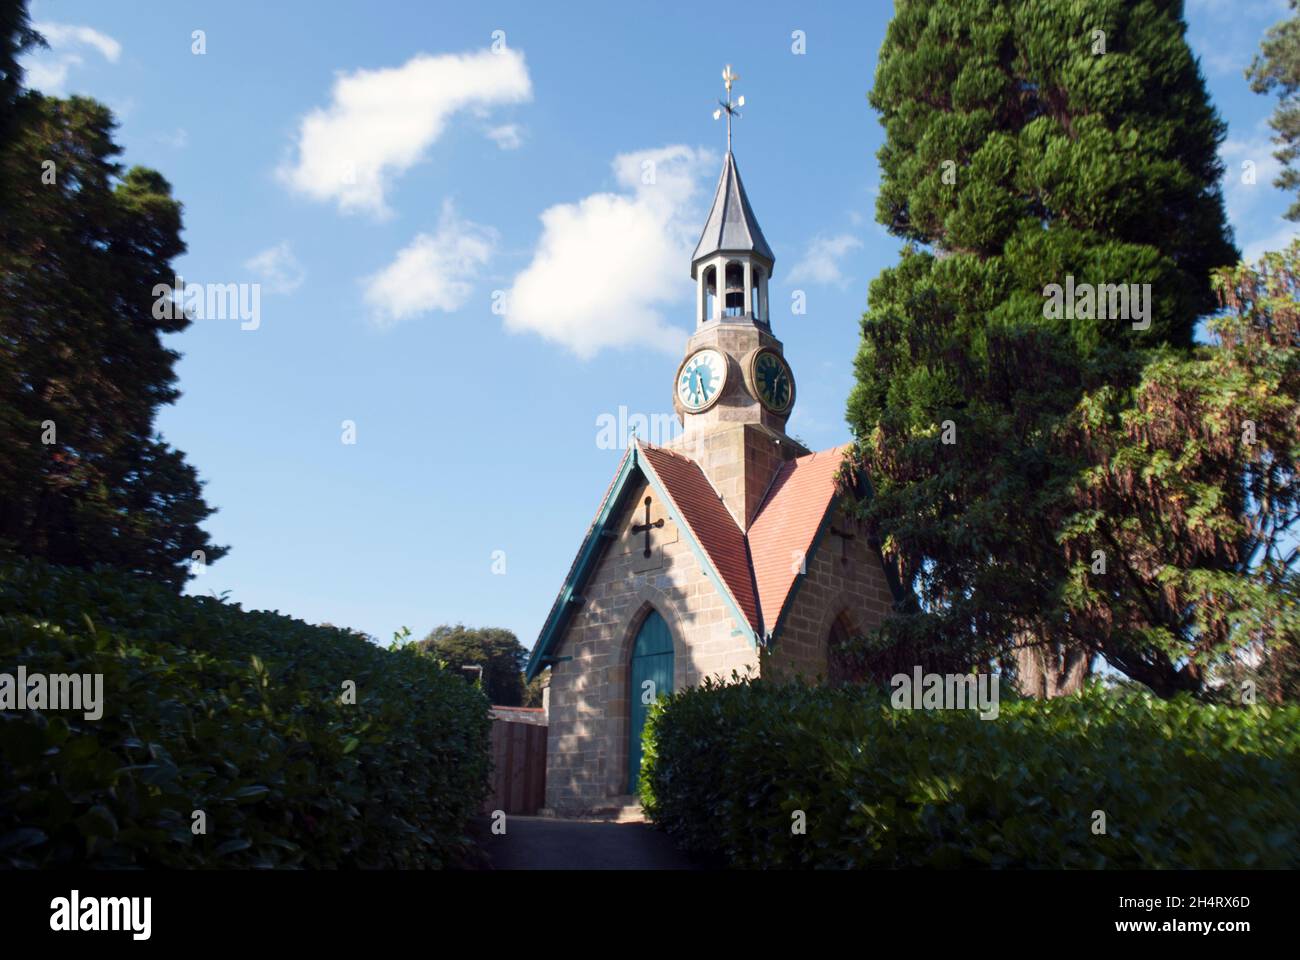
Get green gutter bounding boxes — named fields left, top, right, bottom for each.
left=525, top=443, right=763, bottom=680
left=524, top=448, right=639, bottom=681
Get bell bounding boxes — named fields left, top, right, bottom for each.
left=724, top=265, right=745, bottom=313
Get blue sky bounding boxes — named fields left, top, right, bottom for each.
left=22, top=0, right=1298, bottom=649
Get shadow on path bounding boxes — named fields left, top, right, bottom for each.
left=477, top=816, right=699, bottom=870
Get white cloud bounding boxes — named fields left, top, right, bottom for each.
left=1222, top=132, right=1284, bottom=224
left=1187, top=0, right=1289, bottom=16
left=24, top=22, right=120, bottom=95
left=156, top=128, right=189, bottom=149
left=1220, top=126, right=1298, bottom=261
left=245, top=241, right=306, bottom=295
left=24, top=57, right=75, bottom=93
left=363, top=200, right=496, bottom=327
left=1186, top=0, right=1290, bottom=76
left=1242, top=221, right=1300, bottom=264
left=786, top=233, right=863, bottom=286
left=486, top=124, right=522, bottom=150
left=1195, top=44, right=1246, bottom=77
left=279, top=49, right=531, bottom=218
left=502, top=145, right=716, bottom=359
left=35, top=23, right=121, bottom=61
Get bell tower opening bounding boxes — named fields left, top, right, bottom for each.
left=701, top=264, right=717, bottom=324
left=724, top=262, right=745, bottom=317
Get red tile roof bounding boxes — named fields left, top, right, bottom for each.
left=638, top=440, right=854, bottom=637
left=748, top=444, right=854, bottom=635
left=529, top=439, right=857, bottom=677
left=637, top=441, right=762, bottom=631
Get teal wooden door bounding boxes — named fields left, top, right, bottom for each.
left=628, top=610, right=674, bottom=793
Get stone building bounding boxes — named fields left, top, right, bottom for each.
left=525, top=131, right=901, bottom=814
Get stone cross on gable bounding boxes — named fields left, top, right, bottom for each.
left=632, top=496, right=664, bottom=558
left=829, top=525, right=856, bottom=563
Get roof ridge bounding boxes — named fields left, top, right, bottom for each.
left=637, top=438, right=688, bottom=460
left=748, top=456, right=794, bottom=528
left=638, top=444, right=761, bottom=636
left=746, top=443, right=857, bottom=645
left=797, top=442, right=853, bottom=463
left=646, top=438, right=735, bottom=507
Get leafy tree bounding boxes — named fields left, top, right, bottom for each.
left=419, top=625, right=528, bottom=706
left=1059, top=243, right=1299, bottom=696
left=1219, top=636, right=1300, bottom=706
left=847, top=0, right=1237, bottom=695
left=0, top=8, right=226, bottom=590
left=1248, top=0, right=1300, bottom=220
left=521, top=671, right=547, bottom=708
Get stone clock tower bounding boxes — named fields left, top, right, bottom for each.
left=666, top=140, right=807, bottom=529
left=527, top=65, right=898, bottom=815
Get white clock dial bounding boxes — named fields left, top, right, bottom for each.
left=676, top=349, right=727, bottom=411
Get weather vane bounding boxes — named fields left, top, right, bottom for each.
left=713, top=64, right=745, bottom=151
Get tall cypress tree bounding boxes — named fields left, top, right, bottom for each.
left=847, top=0, right=1237, bottom=692
left=0, top=7, right=227, bottom=590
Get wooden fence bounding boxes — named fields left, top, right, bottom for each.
left=482, top=717, right=547, bottom=815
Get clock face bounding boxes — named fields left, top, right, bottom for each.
left=751, top=349, right=794, bottom=414
left=677, top=348, right=727, bottom=411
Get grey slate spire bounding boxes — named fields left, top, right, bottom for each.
left=690, top=150, right=775, bottom=280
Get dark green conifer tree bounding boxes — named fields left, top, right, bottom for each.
left=847, top=0, right=1237, bottom=693
left=0, top=5, right=226, bottom=589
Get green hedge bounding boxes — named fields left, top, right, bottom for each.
left=0, top=561, right=491, bottom=868
left=641, top=676, right=1300, bottom=868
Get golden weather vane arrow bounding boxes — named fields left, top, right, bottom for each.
left=712, top=64, right=745, bottom=152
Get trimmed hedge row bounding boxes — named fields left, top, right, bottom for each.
left=0, top=561, right=491, bottom=868
left=640, top=676, right=1300, bottom=868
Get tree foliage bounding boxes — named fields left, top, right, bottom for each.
left=1059, top=243, right=1300, bottom=696
left=1, top=560, right=491, bottom=868
left=0, top=0, right=39, bottom=136
left=0, top=7, right=225, bottom=590
left=418, top=624, right=528, bottom=706
left=847, top=0, right=1239, bottom=695
left=1248, top=0, right=1300, bottom=220
left=522, top=671, right=547, bottom=708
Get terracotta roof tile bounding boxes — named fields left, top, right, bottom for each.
left=637, top=441, right=761, bottom=632
left=747, top=444, right=853, bottom=636
left=531, top=440, right=857, bottom=674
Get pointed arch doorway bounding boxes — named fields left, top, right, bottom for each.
left=828, top=611, right=855, bottom=686
left=628, top=609, right=674, bottom=793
